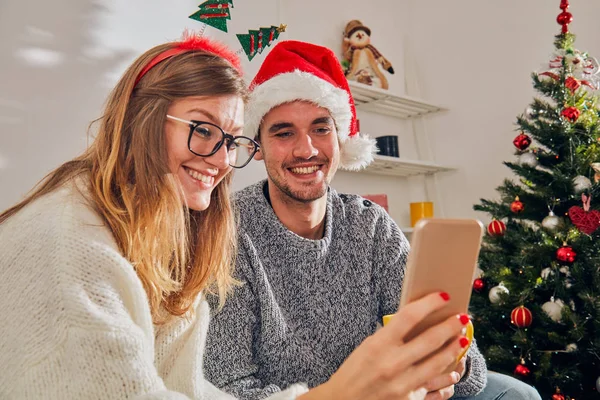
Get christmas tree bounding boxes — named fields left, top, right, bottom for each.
left=237, top=24, right=286, bottom=61
left=189, top=0, right=233, bottom=33
left=471, top=1, right=600, bottom=398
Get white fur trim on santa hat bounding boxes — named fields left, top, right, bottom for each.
left=339, top=133, right=377, bottom=171
left=246, top=70, right=375, bottom=170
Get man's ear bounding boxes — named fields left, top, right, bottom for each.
left=254, top=148, right=264, bottom=161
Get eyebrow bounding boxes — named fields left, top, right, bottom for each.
left=268, top=122, right=294, bottom=133
left=312, top=116, right=335, bottom=125
left=188, top=107, right=243, bottom=134
left=188, top=108, right=218, bottom=122
left=267, top=117, right=334, bottom=134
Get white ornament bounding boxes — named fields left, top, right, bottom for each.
left=572, top=175, right=592, bottom=193
left=525, top=107, right=535, bottom=118
left=542, top=298, right=565, bottom=322
left=565, top=343, right=578, bottom=353
left=473, top=266, right=484, bottom=280
left=541, top=267, right=554, bottom=280
left=596, top=376, right=600, bottom=392
left=564, top=279, right=573, bottom=289
left=559, top=266, right=571, bottom=276
left=541, top=211, right=563, bottom=231
left=488, top=284, right=509, bottom=304
left=518, top=152, right=539, bottom=167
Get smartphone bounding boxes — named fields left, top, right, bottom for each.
left=398, top=218, right=484, bottom=342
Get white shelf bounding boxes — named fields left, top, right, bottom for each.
left=349, top=81, right=446, bottom=119
left=402, top=227, right=413, bottom=234
left=358, top=155, right=455, bottom=177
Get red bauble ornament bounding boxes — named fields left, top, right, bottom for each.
left=513, top=133, right=532, bottom=151
left=510, top=196, right=525, bottom=213
left=487, top=219, right=506, bottom=236
left=552, top=388, right=565, bottom=400
left=556, top=245, right=576, bottom=264
left=557, top=11, right=573, bottom=26
left=473, top=278, right=485, bottom=292
left=511, top=306, right=533, bottom=328
left=561, top=106, right=581, bottom=122
left=514, top=363, right=531, bottom=377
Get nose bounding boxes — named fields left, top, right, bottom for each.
left=203, top=142, right=230, bottom=169
left=293, top=132, right=319, bottom=159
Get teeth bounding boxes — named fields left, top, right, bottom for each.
left=186, top=168, right=213, bottom=184
left=291, top=166, right=319, bottom=174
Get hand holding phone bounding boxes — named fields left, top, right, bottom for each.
left=384, top=218, right=483, bottom=362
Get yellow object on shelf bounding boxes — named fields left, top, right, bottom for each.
left=410, top=202, right=433, bottom=227
left=382, top=314, right=474, bottom=362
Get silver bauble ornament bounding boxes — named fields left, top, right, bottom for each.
left=541, top=211, right=563, bottom=231
left=572, top=175, right=592, bottom=193
left=488, top=284, right=509, bottom=304
left=518, top=152, right=539, bottom=167
left=542, top=298, right=565, bottom=322
left=596, top=376, right=600, bottom=392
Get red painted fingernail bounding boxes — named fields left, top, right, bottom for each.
left=440, top=292, right=451, bottom=301
left=459, top=313, right=470, bottom=325
left=459, top=337, right=470, bottom=348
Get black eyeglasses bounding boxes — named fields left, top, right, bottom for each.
left=166, top=115, right=260, bottom=168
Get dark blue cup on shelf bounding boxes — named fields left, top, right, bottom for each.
left=375, top=135, right=399, bottom=157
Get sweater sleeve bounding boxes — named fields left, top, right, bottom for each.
left=371, top=211, right=410, bottom=319
left=4, top=218, right=195, bottom=399
left=204, top=234, right=308, bottom=400
left=370, top=210, right=487, bottom=396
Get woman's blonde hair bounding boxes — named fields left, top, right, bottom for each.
left=0, top=42, right=247, bottom=323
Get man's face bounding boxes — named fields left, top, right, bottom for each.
left=256, top=101, right=340, bottom=203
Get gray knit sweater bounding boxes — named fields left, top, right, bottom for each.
left=204, top=181, right=487, bottom=398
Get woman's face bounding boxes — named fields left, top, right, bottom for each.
left=164, top=95, right=244, bottom=211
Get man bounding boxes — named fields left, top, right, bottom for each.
left=204, top=40, right=541, bottom=400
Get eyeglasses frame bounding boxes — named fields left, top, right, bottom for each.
left=166, top=114, right=259, bottom=169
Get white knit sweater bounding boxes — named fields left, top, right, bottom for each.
left=0, top=180, right=307, bottom=400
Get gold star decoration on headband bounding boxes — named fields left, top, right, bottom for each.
left=277, top=23, right=287, bottom=33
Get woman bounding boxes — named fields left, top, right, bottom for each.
left=0, top=33, right=468, bottom=399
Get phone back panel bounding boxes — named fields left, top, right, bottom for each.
left=399, top=218, right=483, bottom=341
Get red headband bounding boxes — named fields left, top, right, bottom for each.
left=134, top=31, right=242, bottom=86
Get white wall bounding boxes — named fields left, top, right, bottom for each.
left=2, top=0, right=600, bottom=228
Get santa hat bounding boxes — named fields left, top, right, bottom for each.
left=245, top=40, right=376, bottom=171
